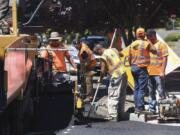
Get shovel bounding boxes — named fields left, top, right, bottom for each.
left=85, top=82, right=101, bottom=128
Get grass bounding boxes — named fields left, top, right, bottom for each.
left=164, top=32, right=180, bottom=42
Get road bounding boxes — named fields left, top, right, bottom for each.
left=54, top=70, right=180, bottom=135
left=57, top=121, right=180, bottom=135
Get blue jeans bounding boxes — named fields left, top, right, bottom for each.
left=148, top=76, right=166, bottom=112
left=131, top=65, right=148, bottom=110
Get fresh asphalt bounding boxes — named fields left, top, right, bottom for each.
left=57, top=121, right=180, bottom=135
left=55, top=71, right=180, bottom=135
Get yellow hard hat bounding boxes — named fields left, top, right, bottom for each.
left=136, top=27, right=145, bottom=37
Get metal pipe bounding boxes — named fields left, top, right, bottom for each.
left=12, top=0, right=18, bottom=35
left=6, top=48, right=71, bottom=51
left=109, top=28, right=117, bottom=48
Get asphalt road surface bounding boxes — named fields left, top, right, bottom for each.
left=57, top=121, right=180, bottom=135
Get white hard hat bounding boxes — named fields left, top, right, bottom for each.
left=49, top=32, right=63, bottom=42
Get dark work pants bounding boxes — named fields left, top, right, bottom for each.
left=148, top=75, right=166, bottom=112
left=131, top=65, right=148, bottom=110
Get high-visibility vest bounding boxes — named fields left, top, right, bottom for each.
left=148, top=41, right=168, bottom=75
left=40, top=45, right=69, bottom=72
left=129, top=40, right=150, bottom=67
left=102, top=48, right=125, bottom=78
left=150, top=41, right=165, bottom=66
left=78, top=43, right=96, bottom=69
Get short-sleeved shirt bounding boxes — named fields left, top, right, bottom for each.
left=147, top=41, right=168, bottom=75
left=40, top=44, right=70, bottom=72
left=101, top=48, right=125, bottom=78
left=78, top=43, right=96, bottom=68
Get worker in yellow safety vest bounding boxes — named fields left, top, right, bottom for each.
left=146, top=29, right=168, bottom=114
left=129, top=27, right=156, bottom=113
left=73, top=39, right=96, bottom=102
left=94, top=44, right=127, bottom=121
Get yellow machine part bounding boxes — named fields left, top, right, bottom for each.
left=76, top=97, right=83, bottom=109
left=121, top=46, right=135, bottom=90
left=74, top=81, right=84, bottom=109
left=0, top=34, right=38, bottom=105
left=0, top=35, right=21, bottom=59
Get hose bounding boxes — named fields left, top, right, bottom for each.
left=23, top=0, right=45, bottom=26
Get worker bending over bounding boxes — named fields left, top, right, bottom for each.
left=94, top=45, right=127, bottom=121
left=73, top=39, right=96, bottom=102
left=146, top=29, right=168, bottom=114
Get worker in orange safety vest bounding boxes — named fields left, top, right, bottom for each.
left=40, top=31, right=77, bottom=83
left=73, top=39, right=96, bottom=102
left=146, top=29, right=168, bottom=114
left=129, top=27, right=156, bottom=113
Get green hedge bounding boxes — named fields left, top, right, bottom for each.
left=164, top=32, right=180, bottom=42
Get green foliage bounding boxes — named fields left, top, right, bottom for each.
left=165, top=17, right=180, bottom=30
left=165, top=21, right=173, bottom=30
left=63, top=29, right=94, bottom=44
left=84, top=29, right=92, bottom=37
left=164, top=32, right=180, bottom=42
left=45, top=28, right=53, bottom=38
left=175, top=18, right=180, bottom=27
left=63, top=32, right=83, bottom=44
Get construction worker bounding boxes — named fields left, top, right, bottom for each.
left=129, top=27, right=156, bottom=113
left=94, top=45, right=127, bottom=121
left=40, top=31, right=77, bottom=83
left=146, top=29, right=168, bottom=113
left=73, top=39, right=96, bottom=102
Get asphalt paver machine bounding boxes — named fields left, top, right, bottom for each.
left=0, top=1, right=75, bottom=134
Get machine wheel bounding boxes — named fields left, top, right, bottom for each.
left=0, top=115, right=11, bottom=135
left=73, top=109, right=85, bottom=125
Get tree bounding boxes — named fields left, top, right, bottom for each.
left=18, top=0, right=180, bottom=44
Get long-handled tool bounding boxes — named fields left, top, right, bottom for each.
left=109, top=28, right=117, bottom=49
left=85, top=81, right=101, bottom=127
left=87, top=82, right=101, bottom=118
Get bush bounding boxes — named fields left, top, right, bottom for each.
left=64, top=32, right=82, bottom=44
left=164, top=32, right=180, bottom=42
left=165, top=21, right=173, bottom=30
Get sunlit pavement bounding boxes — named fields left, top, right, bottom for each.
left=57, top=121, right=180, bottom=135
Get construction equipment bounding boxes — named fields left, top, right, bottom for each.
left=0, top=33, right=38, bottom=135
left=0, top=2, right=39, bottom=134
left=0, top=38, right=75, bottom=134
left=158, top=95, right=180, bottom=122
left=0, top=1, right=75, bottom=134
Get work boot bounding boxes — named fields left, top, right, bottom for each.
left=134, top=108, right=145, bottom=114
left=149, top=109, right=157, bottom=115
left=105, top=116, right=119, bottom=122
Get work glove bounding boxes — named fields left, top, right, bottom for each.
left=97, top=78, right=102, bottom=83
